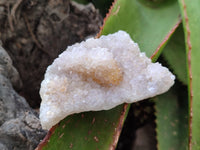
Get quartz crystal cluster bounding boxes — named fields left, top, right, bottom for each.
left=39, top=31, right=175, bottom=130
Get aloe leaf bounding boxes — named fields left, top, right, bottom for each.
left=36, top=0, right=181, bottom=149
left=162, top=25, right=187, bottom=85
left=178, top=0, right=200, bottom=149
left=36, top=105, right=129, bottom=150
left=99, top=0, right=180, bottom=59
left=155, top=84, right=188, bottom=150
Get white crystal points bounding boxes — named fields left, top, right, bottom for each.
left=39, top=30, right=175, bottom=130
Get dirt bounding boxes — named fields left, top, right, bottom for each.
left=0, top=0, right=102, bottom=108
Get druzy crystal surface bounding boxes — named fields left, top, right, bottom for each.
left=39, top=31, right=175, bottom=129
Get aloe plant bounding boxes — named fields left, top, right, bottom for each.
left=36, top=0, right=200, bottom=149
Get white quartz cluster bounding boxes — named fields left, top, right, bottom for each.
left=39, top=31, right=175, bottom=130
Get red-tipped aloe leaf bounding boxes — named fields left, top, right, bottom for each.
left=178, top=0, right=200, bottom=149
left=99, top=0, right=180, bottom=59
left=36, top=105, right=129, bottom=150
left=162, top=25, right=187, bottom=85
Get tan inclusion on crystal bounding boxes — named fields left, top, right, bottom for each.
left=72, top=60, right=123, bottom=86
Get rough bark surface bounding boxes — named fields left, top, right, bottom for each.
left=0, top=44, right=46, bottom=150
left=0, top=0, right=102, bottom=108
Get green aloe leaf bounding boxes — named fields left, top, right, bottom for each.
left=162, top=25, right=187, bottom=85
left=178, top=0, right=200, bottom=149
left=36, top=0, right=181, bottom=149
left=100, top=0, right=180, bottom=60
left=37, top=105, right=129, bottom=150
left=155, top=84, right=188, bottom=150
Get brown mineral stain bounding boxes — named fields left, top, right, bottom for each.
left=92, top=117, right=96, bottom=124
left=62, top=124, right=66, bottom=129
left=69, top=143, right=73, bottom=149
left=71, top=59, right=123, bottom=87
left=94, top=136, right=99, bottom=142
left=59, top=133, right=64, bottom=139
